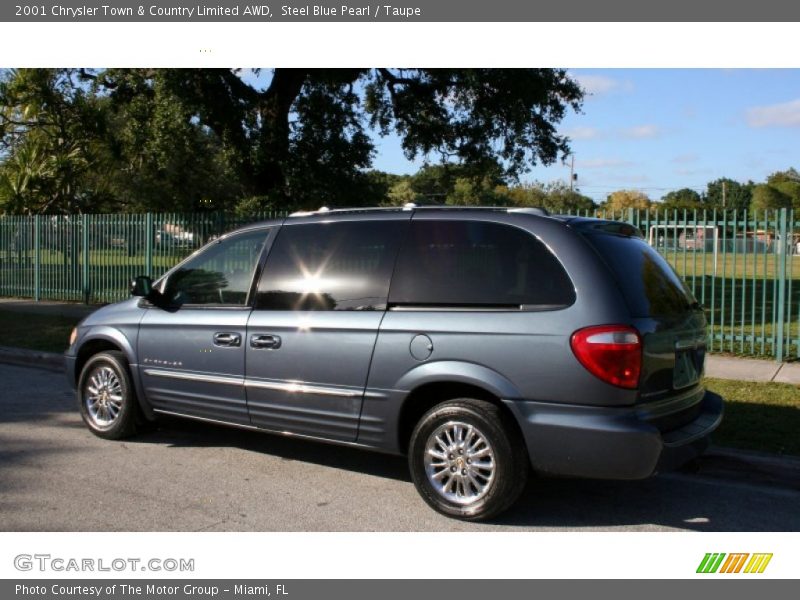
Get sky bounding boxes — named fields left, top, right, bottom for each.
left=372, top=69, right=800, bottom=201
left=247, top=69, right=800, bottom=202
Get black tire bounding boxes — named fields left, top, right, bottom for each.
left=408, top=398, right=528, bottom=521
left=77, top=350, right=138, bottom=440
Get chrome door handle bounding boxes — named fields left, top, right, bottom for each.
left=250, top=334, right=281, bottom=349
left=213, top=332, right=241, bottom=347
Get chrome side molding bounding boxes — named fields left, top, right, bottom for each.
left=144, top=368, right=361, bottom=398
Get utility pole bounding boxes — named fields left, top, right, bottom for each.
left=569, top=155, right=576, bottom=192
left=722, top=180, right=727, bottom=209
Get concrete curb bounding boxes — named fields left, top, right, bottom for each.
left=705, top=355, right=800, bottom=385
left=0, top=346, right=64, bottom=373
left=0, top=298, right=100, bottom=319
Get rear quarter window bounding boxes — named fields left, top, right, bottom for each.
left=585, top=232, right=696, bottom=317
left=389, top=220, right=575, bottom=309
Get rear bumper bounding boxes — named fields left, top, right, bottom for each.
left=504, top=390, right=724, bottom=480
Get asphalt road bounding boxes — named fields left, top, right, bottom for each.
left=1, top=362, right=798, bottom=532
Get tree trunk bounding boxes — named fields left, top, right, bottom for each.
left=253, top=69, right=308, bottom=198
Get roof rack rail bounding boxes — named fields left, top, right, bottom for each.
left=414, top=205, right=550, bottom=217
left=507, top=207, right=549, bottom=216
left=288, top=205, right=550, bottom=218
left=288, top=206, right=413, bottom=218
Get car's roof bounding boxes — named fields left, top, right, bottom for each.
left=235, top=205, right=629, bottom=234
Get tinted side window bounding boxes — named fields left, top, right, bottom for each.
left=163, top=229, right=269, bottom=306
left=256, top=221, right=405, bottom=311
left=389, top=220, right=575, bottom=308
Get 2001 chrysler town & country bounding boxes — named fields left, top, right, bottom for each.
left=66, top=206, right=723, bottom=520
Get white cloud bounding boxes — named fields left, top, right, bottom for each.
left=746, top=98, right=800, bottom=128
left=621, top=124, right=662, bottom=139
left=579, top=158, right=635, bottom=169
left=572, top=74, right=633, bottom=96
left=564, top=126, right=602, bottom=141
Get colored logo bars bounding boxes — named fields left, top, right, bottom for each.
left=697, top=553, right=773, bottom=574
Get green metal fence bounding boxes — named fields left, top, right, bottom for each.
left=589, top=208, right=799, bottom=362
left=0, top=211, right=284, bottom=305
left=1, top=208, right=799, bottom=360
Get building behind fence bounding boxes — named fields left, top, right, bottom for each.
left=1, top=208, right=799, bottom=361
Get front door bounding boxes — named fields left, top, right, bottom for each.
left=245, top=216, right=408, bottom=441
left=138, top=227, right=272, bottom=425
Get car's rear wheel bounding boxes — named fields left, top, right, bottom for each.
left=78, top=351, right=137, bottom=439
left=408, top=398, right=528, bottom=521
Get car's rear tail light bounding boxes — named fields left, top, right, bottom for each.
left=570, top=325, right=642, bottom=389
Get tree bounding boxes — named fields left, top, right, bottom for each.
left=99, top=68, right=583, bottom=206
left=495, top=182, right=548, bottom=207
left=0, top=68, right=243, bottom=214
left=445, top=175, right=505, bottom=206
left=773, top=180, right=800, bottom=210
left=1, top=68, right=584, bottom=213
left=408, top=162, right=506, bottom=203
left=386, top=179, right=420, bottom=206
left=604, top=190, right=651, bottom=212
left=0, top=141, right=55, bottom=213
left=764, top=170, right=800, bottom=210
left=704, top=178, right=753, bottom=212
left=0, top=69, right=108, bottom=213
left=767, top=168, right=800, bottom=185
left=101, top=69, right=244, bottom=212
left=750, top=184, right=791, bottom=212
left=495, top=181, right=594, bottom=213
left=543, top=183, right=595, bottom=213
left=660, top=188, right=702, bottom=212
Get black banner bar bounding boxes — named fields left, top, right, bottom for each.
left=4, top=0, right=800, bottom=22
left=3, top=580, right=798, bottom=600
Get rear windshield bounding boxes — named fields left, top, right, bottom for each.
left=584, top=232, right=696, bottom=317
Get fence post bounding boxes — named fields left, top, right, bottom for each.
left=776, top=208, right=788, bottom=362
left=82, top=214, right=90, bottom=304
left=33, top=215, right=41, bottom=302
left=145, top=212, right=154, bottom=277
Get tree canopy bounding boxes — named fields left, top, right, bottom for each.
left=704, top=177, right=754, bottom=211
left=3, top=69, right=799, bottom=218
left=1, top=68, right=584, bottom=214
left=604, top=189, right=651, bottom=211
left=660, top=188, right=703, bottom=211
left=750, top=183, right=792, bottom=211
left=746, top=170, right=800, bottom=212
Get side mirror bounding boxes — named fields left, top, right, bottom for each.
left=130, top=275, right=153, bottom=297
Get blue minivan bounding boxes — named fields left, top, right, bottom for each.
left=66, top=206, right=723, bottom=520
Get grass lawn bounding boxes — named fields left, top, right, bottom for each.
left=0, top=309, right=79, bottom=353
left=705, top=377, right=800, bottom=457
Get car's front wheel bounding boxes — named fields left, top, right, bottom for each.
left=408, top=398, right=528, bottom=521
left=78, top=351, right=137, bottom=439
